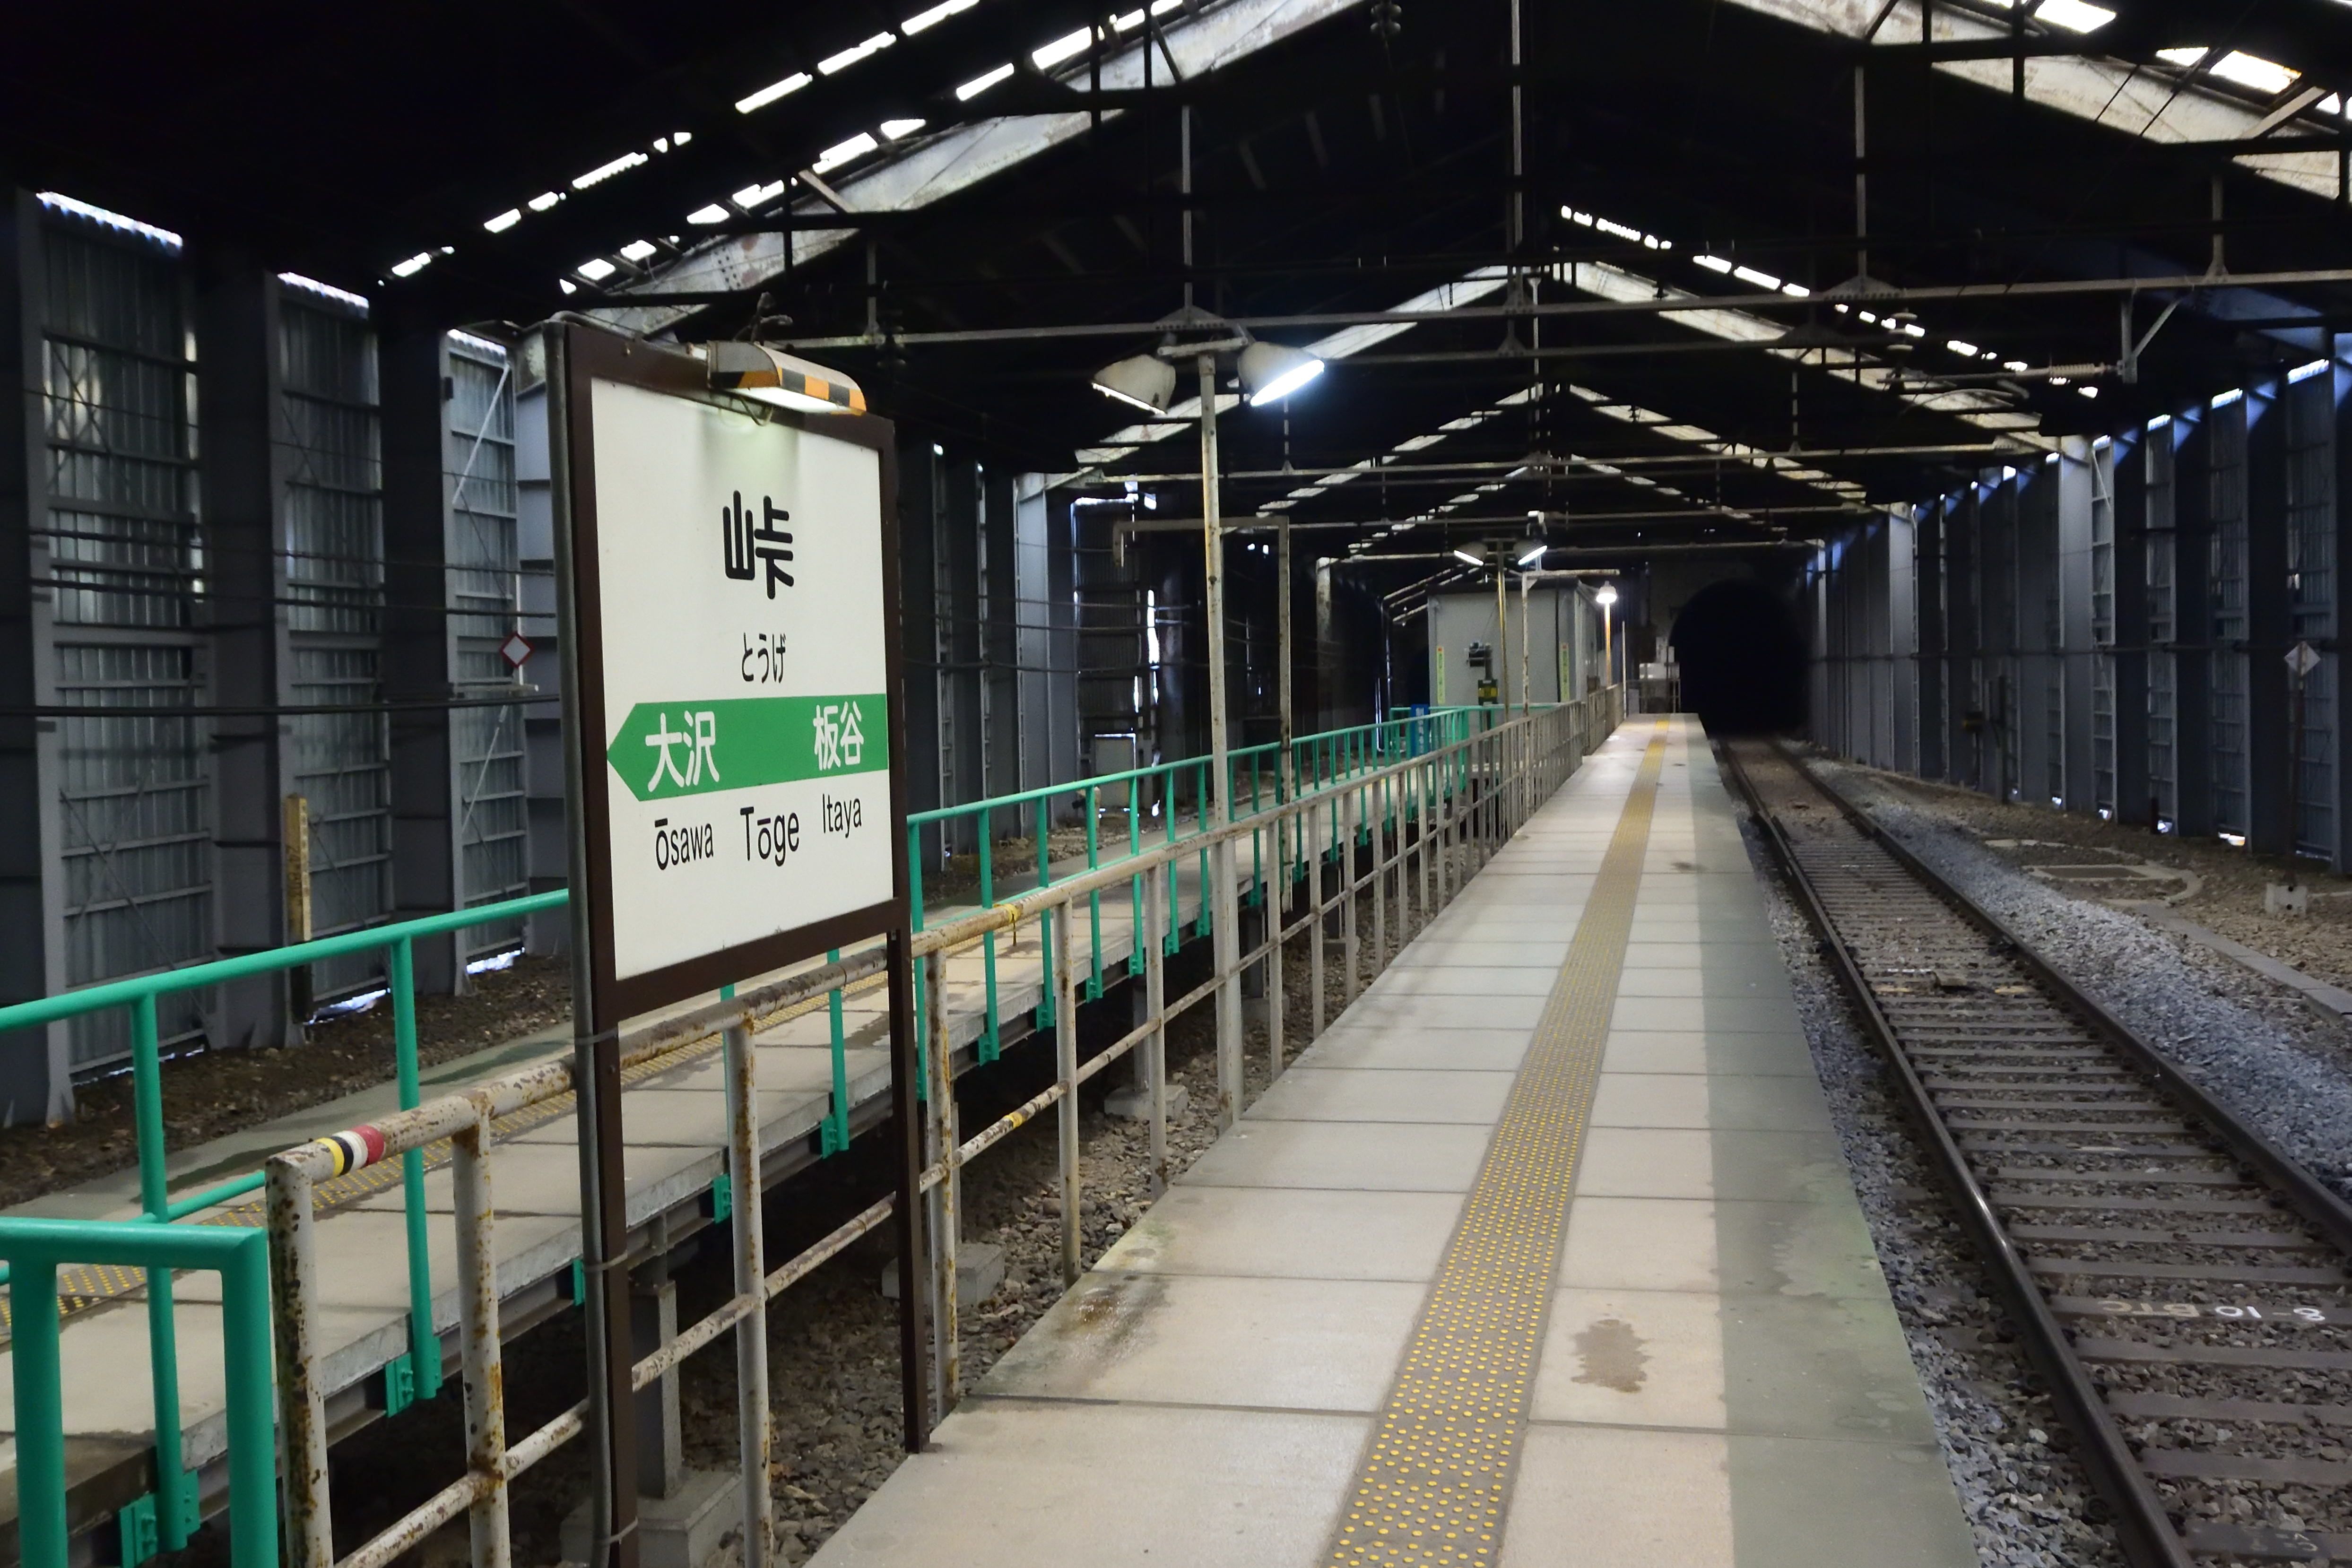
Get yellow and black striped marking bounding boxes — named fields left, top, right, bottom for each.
left=1326, top=722, right=1669, bottom=1568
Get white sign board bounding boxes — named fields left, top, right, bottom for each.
left=560, top=332, right=901, bottom=1019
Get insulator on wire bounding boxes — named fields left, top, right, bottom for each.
left=1369, top=0, right=1401, bottom=40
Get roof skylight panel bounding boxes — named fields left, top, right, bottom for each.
left=2208, top=51, right=2298, bottom=95
left=957, top=63, right=1016, bottom=99
left=820, top=32, right=895, bottom=74
left=573, top=151, right=648, bottom=190
left=736, top=73, right=812, bottom=113
left=1393, top=434, right=1447, bottom=450
left=814, top=132, right=880, bottom=173
left=687, top=204, right=731, bottom=225
left=2034, top=0, right=2114, bottom=33
left=1034, top=27, right=1095, bottom=68
left=618, top=240, right=659, bottom=262
left=577, top=257, right=619, bottom=281
left=900, top=0, right=977, bottom=34
left=732, top=180, right=788, bottom=209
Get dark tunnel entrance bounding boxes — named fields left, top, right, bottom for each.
left=1669, top=578, right=1808, bottom=736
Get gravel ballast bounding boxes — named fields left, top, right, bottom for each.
left=1817, top=759, right=2352, bottom=1201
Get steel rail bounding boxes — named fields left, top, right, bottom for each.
left=1718, top=737, right=2190, bottom=1568
left=1724, top=736, right=2352, bottom=1568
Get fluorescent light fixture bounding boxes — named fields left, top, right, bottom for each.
left=2213, top=386, right=2243, bottom=407
left=1034, top=26, right=1093, bottom=68
left=483, top=208, right=522, bottom=234
left=880, top=117, right=927, bottom=139
left=2004, top=359, right=2028, bottom=372
left=2078, top=386, right=2099, bottom=398
left=813, top=132, right=878, bottom=173
left=573, top=151, right=649, bottom=190
left=687, top=203, right=730, bottom=225
left=1092, top=353, right=1177, bottom=413
left=735, top=72, right=811, bottom=113
left=2290, top=358, right=2333, bottom=383
left=1731, top=264, right=1781, bottom=290
left=706, top=341, right=868, bottom=414
left=2210, top=51, right=2297, bottom=94
left=1237, top=341, right=1325, bottom=405
left=1946, top=338, right=1980, bottom=356
left=390, top=252, right=434, bottom=278
left=1781, top=282, right=1809, bottom=297
left=279, top=273, right=369, bottom=310
left=1694, top=254, right=1731, bottom=274
left=901, top=0, right=976, bottom=33
left=528, top=191, right=563, bottom=212
left=957, top=62, right=1015, bottom=99
left=1452, top=550, right=1485, bottom=566
left=820, top=32, right=894, bottom=74
left=733, top=180, right=788, bottom=209
left=36, top=191, right=182, bottom=248
left=1517, top=542, right=1547, bottom=565
left=2036, top=0, right=2114, bottom=32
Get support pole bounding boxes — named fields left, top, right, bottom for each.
left=1270, top=519, right=1293, bottom=1078
left=1200, top=356, right=1243, bottom=1127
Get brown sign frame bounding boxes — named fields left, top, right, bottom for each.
left=551, top=321, right=910, bottom=1027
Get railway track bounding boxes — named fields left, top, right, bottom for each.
left=1721, top=736, right=2352, bottom=1568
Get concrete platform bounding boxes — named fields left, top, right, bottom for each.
left=811, top=717, right=1976, bottom=1568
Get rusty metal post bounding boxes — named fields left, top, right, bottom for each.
left=453, top=1104, right=512, bottom=1568
left=723, top=1021, right=772, bottom=1568
left=1371, top=774, right=1388, bottom=971
left=283, top=794, right=313, bottom=1028
left=1054, top=907, right=1082, bottom=1283
left=888, top=927, right=931, bottom=1453
left=1145, top=863, right=1170, bottom=1195
left=267, top=1156, right=332, bottom=1568
left=1198, top=351, right=1243, bottom=1132
left=923, top=950, right=960, bottom=1412
left=1340, top=786, right=1360, bottom=1006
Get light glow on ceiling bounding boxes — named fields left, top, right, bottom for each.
left=573, top=151, right=649, bottom=190
left=820, top=33, right=895, bottom=74
left=279, top=273, right=369, bottom=310
left=957, top=62, right=1015, bottom=99
left=735, top=73, right=812, bottom=113
left=37, top=191, right=181, bottom=248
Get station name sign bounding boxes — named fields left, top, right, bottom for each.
left=559, top=332, right=903, bottom=1020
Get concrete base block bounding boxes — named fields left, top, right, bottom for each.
left=2267, top=882, right=2312, bottom=916
left=881, top=1239, right=1006, bottom=1305
left=1103, top=1082, right=1190, bottom=1121
left=561, top=1467, right=744, bottom=1568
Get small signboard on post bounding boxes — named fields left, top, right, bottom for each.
left=547, top=322, right=917, bottom=1568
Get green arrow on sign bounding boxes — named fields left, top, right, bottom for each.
left=607, top=694, right=890, bottom=802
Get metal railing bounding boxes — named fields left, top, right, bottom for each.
left=0, top=892, right=564, bottom=1554
left=0, top=1217, right=274, bottom=1568
left=265, top=690, right=1619, bottom=1568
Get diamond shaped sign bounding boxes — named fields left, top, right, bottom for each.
left=2288, top=640, right=2322, bottom=678
left=500, top=632, right=533, bottom=670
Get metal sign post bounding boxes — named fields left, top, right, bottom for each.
left=547, top=322, right=918, bottom=1568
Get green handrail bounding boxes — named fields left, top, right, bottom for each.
left=0, top=1217, right=274, bottom=1568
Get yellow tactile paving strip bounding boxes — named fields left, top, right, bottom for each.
left=1326, top=721, right=1669, bottom=1568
